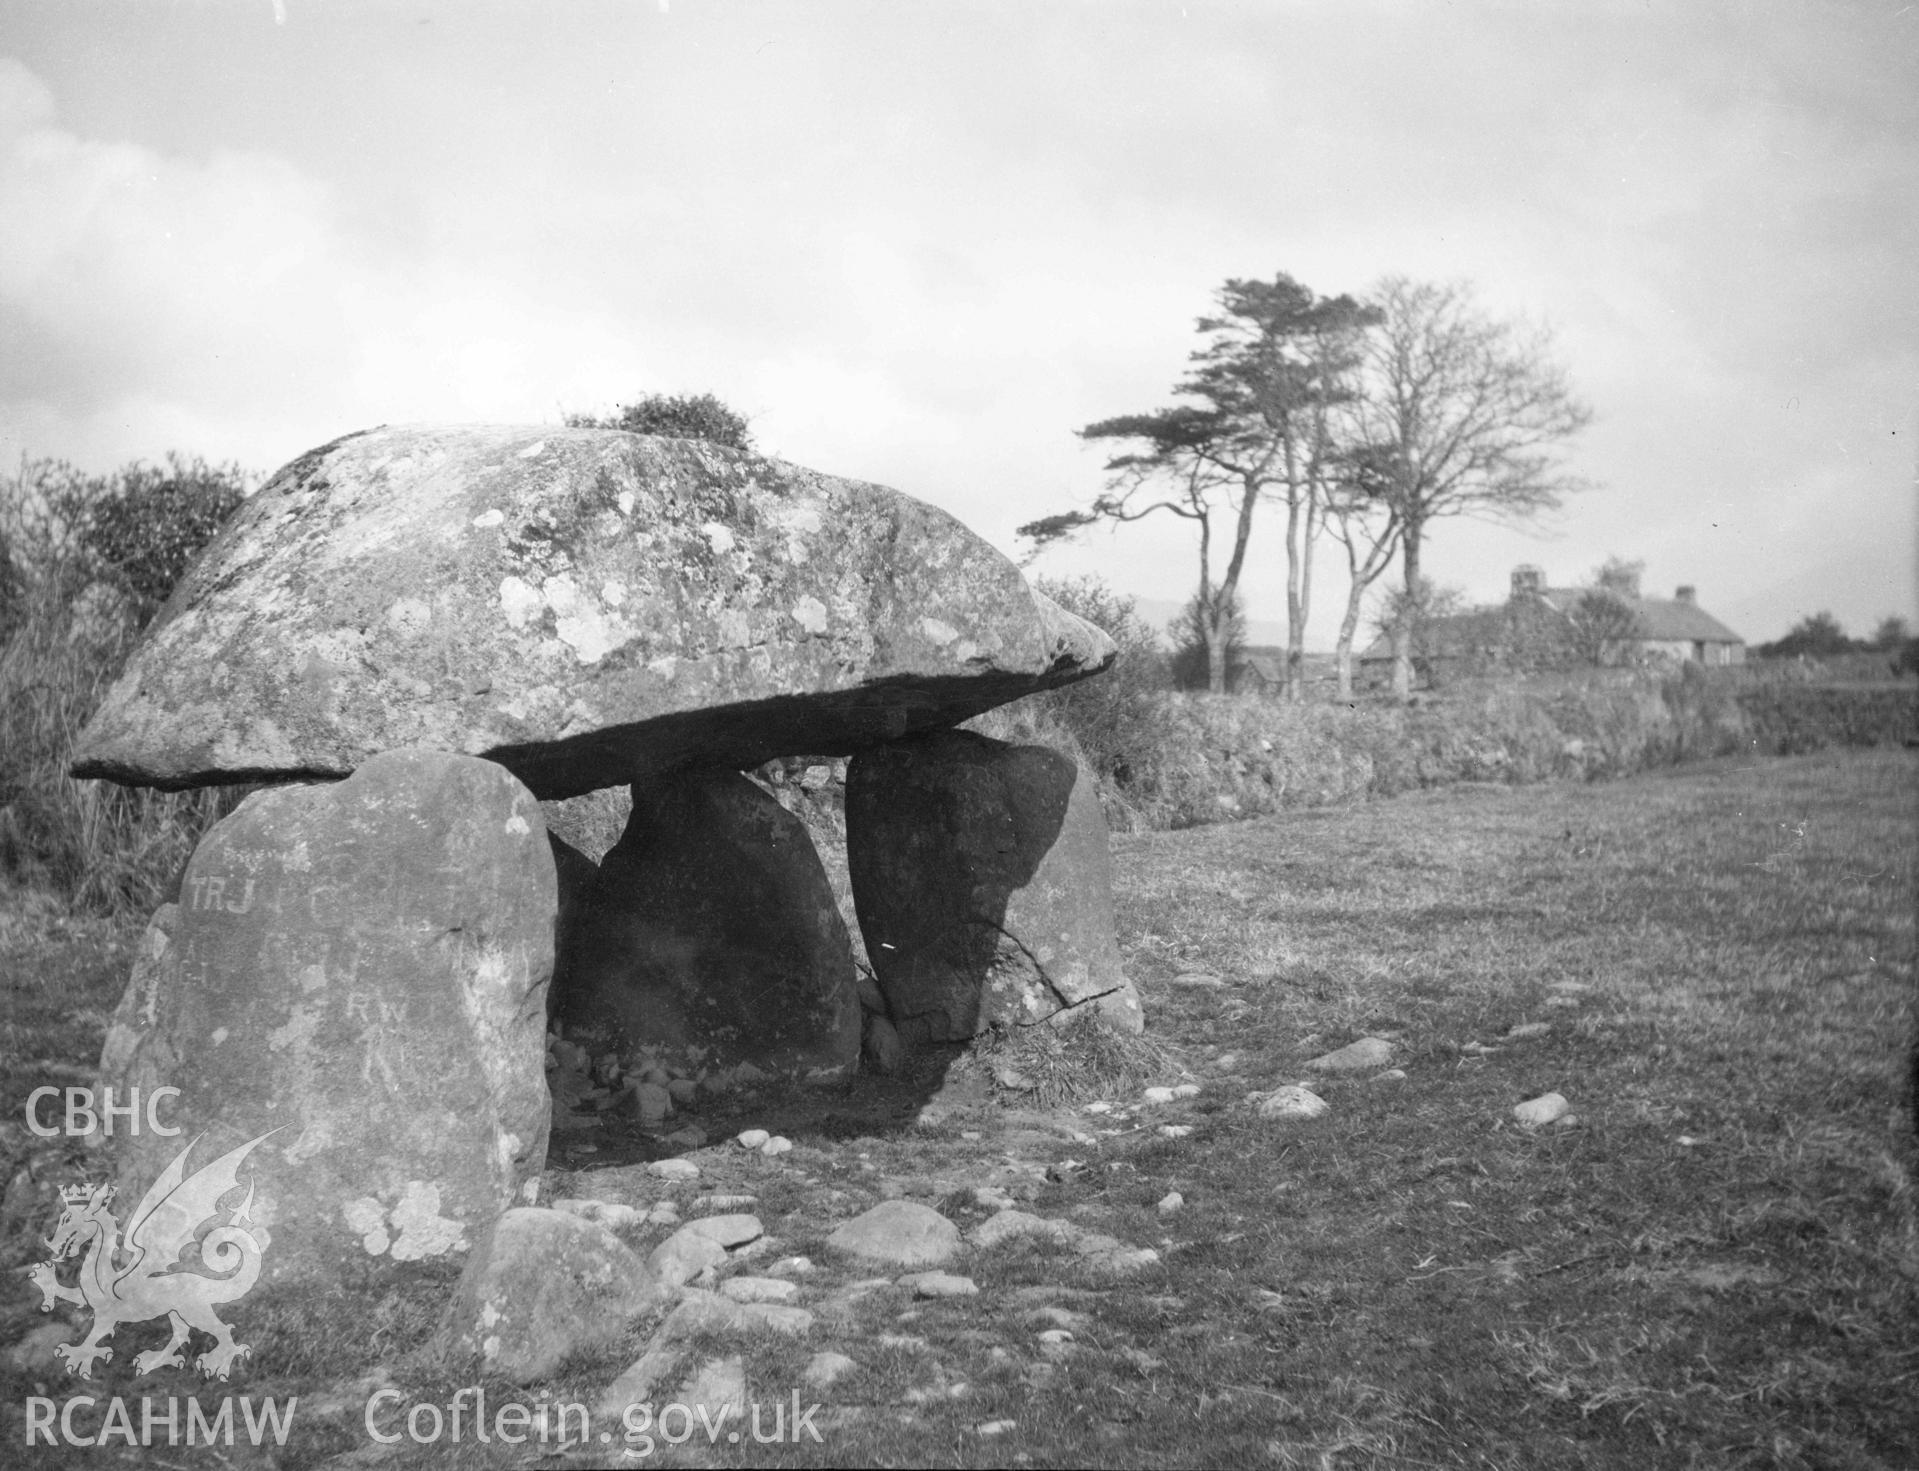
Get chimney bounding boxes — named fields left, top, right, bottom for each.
left=1510, top=565, right=1544, bottom=600
left=1675, top=585, right=1696, bottom=605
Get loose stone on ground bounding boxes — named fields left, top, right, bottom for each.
left=439, top=1208, right=663, bottom=1383
left=899, top=1271, right=978, bottom=1299
left=827, top=1201, right=961, bottom=1268
left=1304, top=1036, right=1395, bottom=1072
left=1250, top=1085, right=1330, bottom=1120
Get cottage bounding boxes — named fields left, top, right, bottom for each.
left=1602, top=582, right=1746, bottom=666
left=1358, top=565, right=1746, bottom=680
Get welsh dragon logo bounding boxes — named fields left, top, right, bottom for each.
left=29, top=1131, right=277, bottom=1381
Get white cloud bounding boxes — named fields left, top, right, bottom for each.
left=0, top=59, right=661, bottom=473
left=0, top=2, right=1910, bottom=649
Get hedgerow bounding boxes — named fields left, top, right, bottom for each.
left=978, top=607, right=1915, bottom=833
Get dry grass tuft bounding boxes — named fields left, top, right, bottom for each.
left=971, top=1011, right=1188, bottom=1108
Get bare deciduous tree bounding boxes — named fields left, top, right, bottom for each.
left=1324, top=442, right=1404, bottom=700
left=1353, top=278, right=1593, bottom=700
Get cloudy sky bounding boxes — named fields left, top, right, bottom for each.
left=2, top=0, right=1913, bottom=645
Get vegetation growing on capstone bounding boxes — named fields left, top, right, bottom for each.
left=564, top=391, right=755, bottom=452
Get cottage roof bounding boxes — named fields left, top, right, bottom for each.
left=1356, top=583, right=1745, bottom=662
left=1539, top=588, right=1743, bottom=644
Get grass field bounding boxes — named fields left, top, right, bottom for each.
left=2, top=747, right=1914, bottom=1468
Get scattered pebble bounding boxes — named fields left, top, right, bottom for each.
left=720, top=1276, right=799, bottom=1304
left=1252, top=1085, right=1328, bottom=1120
left=1370, top=1069, right=1407, bottom=1085
left=1505, top=1022, right=1552, bottom=1040
left=1083, top=1101, right=1114, bottom=1115
left=1171, top=1082, right=1201, bottom=1099
left=737, top=1129, right=770, bottom=1150
left=1142, top=1086, right=1177, bottom=1104
left=1513, top=1091, right=1571, bottom=1127
left=1211, top=1053, right=1239, bottom=1070
left=648, top=1227, right=729, bottom=1288
left=1157, top=1124, right=1194, bottom=1139
left=1172, top=972, right=1225, bottom=989
left=684, top=1213, right=763, bottom=1248
left=960, top=1130, right=982, bottom=1141
left=646, top=1158, right=700, bottom=1181
left=972, top=1185, right=1017, bottom=1211
left=696, top=1194, right=758, bottom=1212
left=828, top=1201, right=961, bottom=1268
left=760, top=1135, right=793, bottom=1157
left=1306, top=1037, right=1395, bottom=1071
left=803, top=1351, right=858, bottom=1388
left=975, top=1420, right=1016, bottom=1437
left=550, top=1198, right=644, bottom=1230
left=766, top=1255, right=816, bottom=1277
left=1157, top=1191, right=1184, bottom=1216
left=663, top=1126, right=706, bottom=1151
left=1082, top=1246, right=1160, bottom=1276
left=899, top=1271, right=979, bottom=1299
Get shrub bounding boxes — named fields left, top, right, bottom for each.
left=1031, top=575, right=1170, bottom=776
left=564, top=392, right=753, bottom=451
left=78, top=454, right=248, bottom=621
left=0, top=456, right=251, bottom=912
left=1754, top=611, right=1858, bottom=659
left=968, top=575, right=1177, bottom=828
left=0, top=564, right=244, bottom=911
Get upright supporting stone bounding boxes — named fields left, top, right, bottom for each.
left=93, top=750, right=556, bottom=1288
left=554, top=770, right=861, bottom=1083
left=845, top=730, right=1143, bottom=1044
left=547, top=831, right=599, bottom=1018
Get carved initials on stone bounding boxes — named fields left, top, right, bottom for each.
left=186, top=875, right=257, bottom=913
